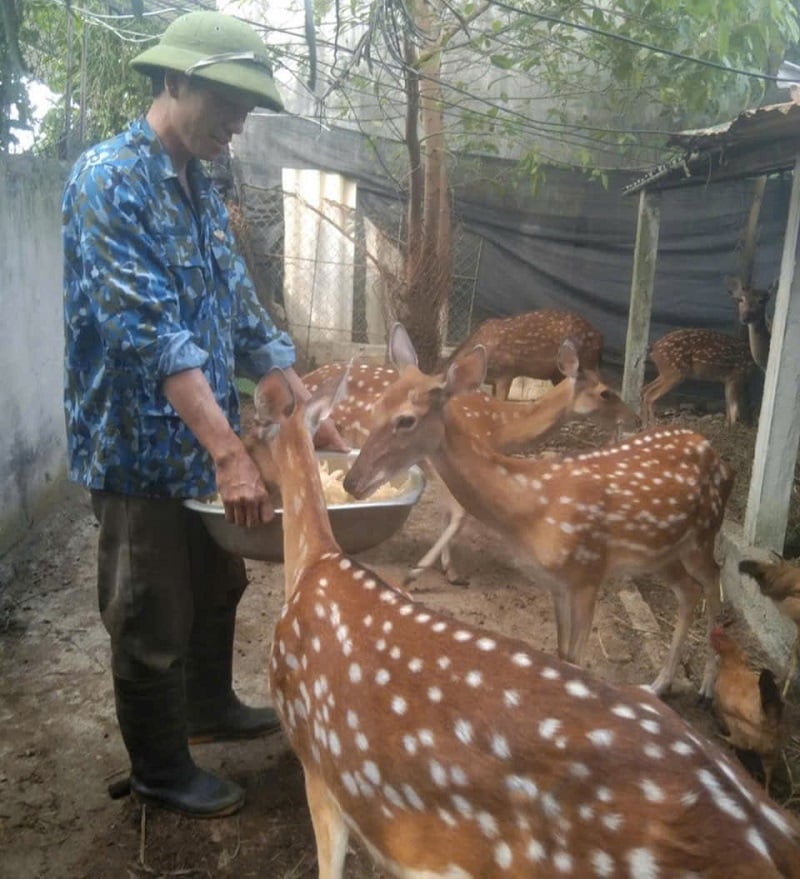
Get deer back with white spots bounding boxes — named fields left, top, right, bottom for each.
left=246, top=366, right=800, bottom=879
left=446, top=308, right=604, bottom=400
left=344, top=324, right=735, bottom=701
left=303, top=360, right=401, bottom=448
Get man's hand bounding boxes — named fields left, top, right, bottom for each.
left=313, top=417, right=350, bottom=452
left=162, top=368, right=274, bottom=528
left=215, top=447, right=275, bottom=527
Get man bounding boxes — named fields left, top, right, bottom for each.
left=62, top=10, right=345, bottom=818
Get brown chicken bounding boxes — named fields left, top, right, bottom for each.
left=710, top=626, right=786, bottom=792
left=740, top=555, right=800, bottom=690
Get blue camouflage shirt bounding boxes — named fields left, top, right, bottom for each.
left=63, top=116, right=295, bottom=498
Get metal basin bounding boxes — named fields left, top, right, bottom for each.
left=183, top=451, right=425, bottom=562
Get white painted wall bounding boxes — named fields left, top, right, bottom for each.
left=282, top=168, right=357, bottom=348
left=0, top=158, right=69, bottom=554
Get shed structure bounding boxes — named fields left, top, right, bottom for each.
left=622, top=101, right=800, bottom=664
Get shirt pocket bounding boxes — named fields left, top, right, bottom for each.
left=163, top=234, right=207, bottom=304
left=210, top=234, right=235, bottom=277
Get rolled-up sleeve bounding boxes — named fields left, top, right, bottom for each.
left=157, top=330, right=209, bottom=378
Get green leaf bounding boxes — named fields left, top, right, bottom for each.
left=489, top=54, right=514, bottom=70
left=235, top=377, right=257, bottom=398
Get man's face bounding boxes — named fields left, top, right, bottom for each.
left=170, top=75, right=257, bottom=161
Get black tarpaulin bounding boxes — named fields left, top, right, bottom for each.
left=235, top=114, right=789, bottom=378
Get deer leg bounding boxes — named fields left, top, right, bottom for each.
left=407, top=499, right=468, bottom=585
left=552, top=581, right=599, bottom=665
left=641, top=373, right=682, bottom=426
left=493, top=375, right=512, bottom=401
left=552, top=589, right=572, bottom=660
left=303, top=768, right=349, bottom=879
left=440, top=506, right=468, bottom=585
left=565, top=582, right=601, bottom=665
left=648, top=561, right=703, bottom=697
left=681, top=545, right=723, bottom=701
left=723, top=378, right=741, bottom=425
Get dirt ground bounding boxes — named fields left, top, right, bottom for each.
left=1, top=403, right=799, bottom=879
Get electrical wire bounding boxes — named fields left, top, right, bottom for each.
left=40, top=0, right=761, bottom=170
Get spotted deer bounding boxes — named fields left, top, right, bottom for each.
left=445, top=308, right=603, bottom=400
left=728, top=275, right=773, bottom=371
left=641, top=278, right=773, bottom=426
left=344, top=324, right=735, bottom=699
left=304, top=342, right=638, bottom=583
left=245, top=366, right=800, bottom=879
left=303, top=360, right=399, bottom=449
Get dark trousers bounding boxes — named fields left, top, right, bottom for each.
left=90, top=491, right=248, bottom=681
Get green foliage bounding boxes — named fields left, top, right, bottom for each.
left=26, top=0, right=158, bottom=156
left=0, top=0, right=31, bottom=152
left=318, top=0, right=800, bottom=173
left=4, top=0, right=799, bottom=171
left=234, top=376, right=257, bottom=398
left=4, top=0, right=162, bottom=156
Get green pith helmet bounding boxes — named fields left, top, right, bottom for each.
left=131, top=11, right=284, bottom=111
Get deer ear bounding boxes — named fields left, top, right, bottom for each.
left=254, top=369, right=296, bottom=424
left=304, top=362, right=350, bottom=436
left=725, top=275, right=742, bottom=295
left=557, top=338, right=580, bottom=379
left=446, top=344, right=486, bottom=394
left=389, top=323, right=418, bottom=369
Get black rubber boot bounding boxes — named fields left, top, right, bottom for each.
left=113, top=669, right=245, bottom=818
left=185, top=604, right=281, bottom=744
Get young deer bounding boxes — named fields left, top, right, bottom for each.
left=344, top=324, right=734, bottom=699
left=445, top=308, right=603, bottom=400
left=305, top=348, right=635, bottom=453
left=728, top=275, right=773, bottom=371
left=641, top=279, right=772, bottom=426
left=304, top=343, right=638, bottom=583
left=246, top=367, right=800, bottom=879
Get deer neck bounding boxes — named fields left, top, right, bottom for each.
left=746, top=315, right=770, bottom=370
left=274, top=425, right=340, bottom=599
left=431, top=404, right=547, bottom=532
left=485, top=378, right=575, bottom=450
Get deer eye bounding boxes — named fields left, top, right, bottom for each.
left=600, top=389, right=614, bottom=400
left=393, top=414, right=417, bottom=434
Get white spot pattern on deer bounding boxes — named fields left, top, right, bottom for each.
left=303, top=337, right=638, bottom=586
left=245, top=367, right=800, bottom=879
left=343, top=326, right=736, bottom=702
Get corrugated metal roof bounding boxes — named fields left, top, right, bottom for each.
left=623, top=101, right=800, bottom=195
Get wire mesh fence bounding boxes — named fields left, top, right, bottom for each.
left=232, top=173, right=482, bottom=371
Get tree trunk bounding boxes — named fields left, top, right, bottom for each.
left=395, top=0, right=453, bottom=373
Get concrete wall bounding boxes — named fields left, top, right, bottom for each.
left=0, top=157, right=70, bottom=555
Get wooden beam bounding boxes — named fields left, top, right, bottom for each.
left=743, top=154, right=800, bottom=551
left=738, top=175, right=766, bottom=287
left=629, top=140, right=800, bottom=194
left=621, top=190, right=661, bottom=410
